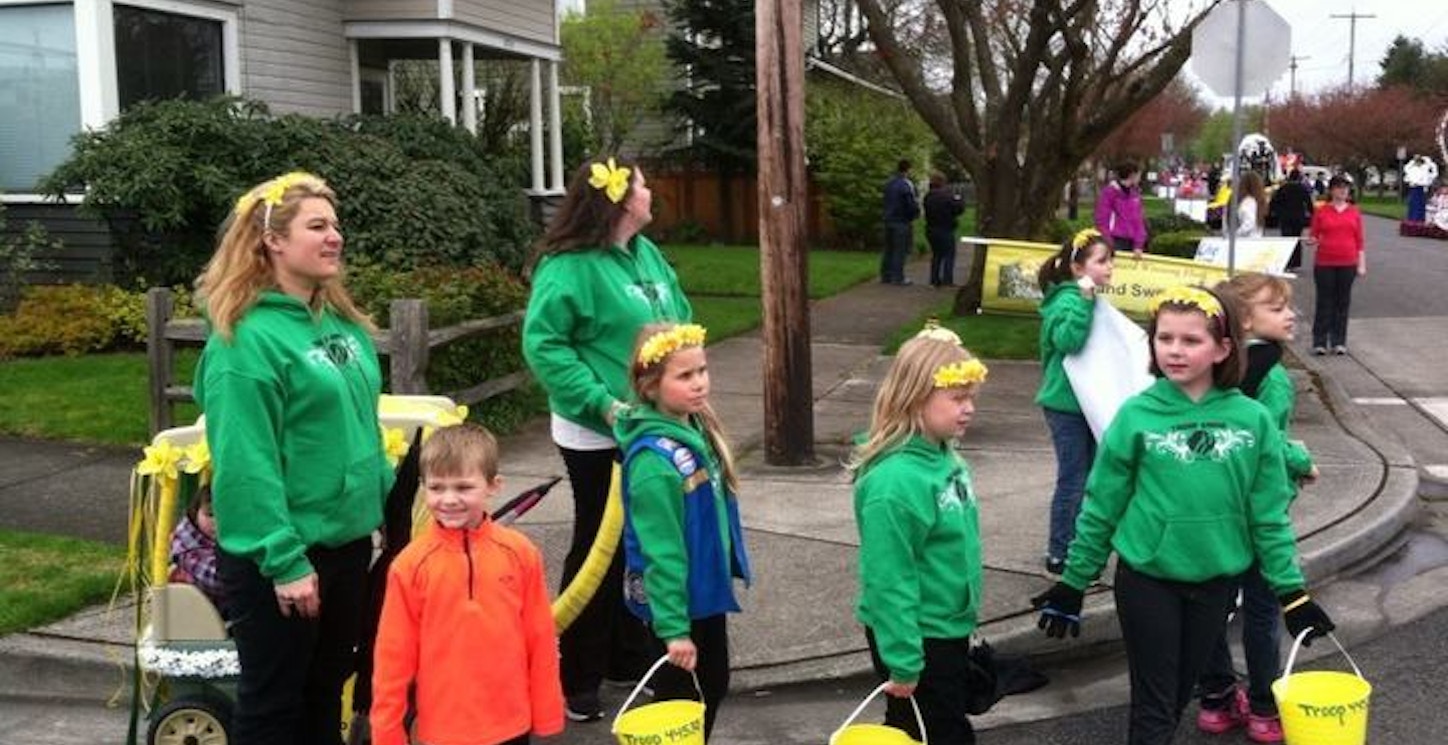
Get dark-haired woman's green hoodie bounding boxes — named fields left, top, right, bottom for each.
left=1062, top=378, right=1305, bottom=595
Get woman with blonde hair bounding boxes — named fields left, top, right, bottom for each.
left=850, top=325, right=990, bottom=744
left=194, top=172, right=393, bottom=745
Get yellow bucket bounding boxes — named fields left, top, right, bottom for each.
left=829, top=683, right=927, bottom=745
left=1271, top=630, right=1372, bottom=745
left=612, top=655, right=706, bottom=745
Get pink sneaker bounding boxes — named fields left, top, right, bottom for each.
left=1246, top=713, right=1285, bottom=743
left=1195, top=687, right=1247, bottom=734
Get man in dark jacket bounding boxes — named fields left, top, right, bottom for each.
left=881, top=159, right=919, bottom=285
left=923, top=174, right=965, bottom=286
left=1269, top=168, right=1316, bottom=270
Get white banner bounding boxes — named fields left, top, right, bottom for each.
left=1062, top=298, right=1155, bottom=440
left=1193, top=236, right=1299, bottom=276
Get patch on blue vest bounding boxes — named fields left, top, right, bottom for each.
left=625, top=570, right=648, bottom=606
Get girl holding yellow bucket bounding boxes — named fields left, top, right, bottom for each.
left=848, top=325, right=989, bottom=743
left=614, top=323, right=752, bottom=740
left=1032, top=286, right=1336, bottom=745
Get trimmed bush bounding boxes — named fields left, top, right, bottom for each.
left=1147, top=212, right=1208, bottom=235
left=1150, top=230, right=1210, bottom=259
left=43, top=97, right=536, bottom=286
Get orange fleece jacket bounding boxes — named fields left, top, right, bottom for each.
left=370, top=520, right=564, bottom=745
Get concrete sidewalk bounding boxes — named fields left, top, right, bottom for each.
left=0, top=253, right=1421, bottom=712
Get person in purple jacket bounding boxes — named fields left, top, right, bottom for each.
left=1095, top=161, right=1147, bottom=258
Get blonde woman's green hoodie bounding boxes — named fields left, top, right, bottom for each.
left=854, top=436, right=982, bottom=683
left=1062, top=378, right=1304, bottom=595
left=1035, top=282, right=1094, bottom=413
left=194, top=291, right=392, bottom=583
left=523, top=235, right=692, bottom=437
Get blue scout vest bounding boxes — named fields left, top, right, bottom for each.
left=621, top=434, right=752, bottom=624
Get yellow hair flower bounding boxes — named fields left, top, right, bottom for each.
left=914, top=319, right=962, bottom=346
left=1072, top=227, right=1102, bottom=250
left=435, top=404, right=469, bottom=427
left=181, top=440, right=211, bottom=475
left=588, top=158, right=632, bottom=204
left=135, top=439, right=183, bottom=482
left=638, top=324, right=707, bottom=367
left=933, top=358, right=989, bottom=388
left=382, top=426, right=411, bottom=466
left=1149, top=285, right=1223, bottom=318
left=233, top=171, right=319, bottom=217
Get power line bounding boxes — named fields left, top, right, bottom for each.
left=1289, top=54, right=1311, bottom=98
left=1326, top=11, right=1372, bottom=87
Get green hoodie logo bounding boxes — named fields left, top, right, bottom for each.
left=1145, top=425, right=1256, bottom=463
left=306, top=333, right=362, bottom=370
left=626, top=281, right=672, bottom=308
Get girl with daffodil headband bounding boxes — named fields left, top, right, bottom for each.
left=848, top=322, right=987, bottom=473
left=1146, top=284, right=1245, bottom=388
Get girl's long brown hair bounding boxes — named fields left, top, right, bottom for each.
left=524, top=157, right=642, bottom=278
left=629, top=323, right=739, bottom=493
left=195, top=173, right=374, bottom=341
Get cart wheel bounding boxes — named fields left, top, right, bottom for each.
left=147, top=698, right=230, bottom=745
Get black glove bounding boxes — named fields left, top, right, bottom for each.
left=1280, top=590, right=1335, bottom=647
left=1031, top=582, right=1084, bottom=639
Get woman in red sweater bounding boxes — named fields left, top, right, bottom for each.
left=1306, top=175, right=1366, bottom=355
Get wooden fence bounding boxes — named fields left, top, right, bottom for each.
left=646, top=169, right=837, bottom=244
left=145, top=288, right=528, bottom=435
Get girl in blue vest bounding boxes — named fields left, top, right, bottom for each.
left=615, top=322, right=751, bottom=740
left=850, top=324, right=989, bottom=744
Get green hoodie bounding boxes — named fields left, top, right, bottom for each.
left=1259, top=363, right=1315, bottom=481
left=613, top=404, right=733, bottom=640
left=523, top=236, right=692, bottom=437
left=1062, top=378, right=1304, bottom=595
left=194, top=291, right=392, bottom=583
left=854, top=436, right=982, bottom=683
left=1035, top=282, right=1095, bottom=413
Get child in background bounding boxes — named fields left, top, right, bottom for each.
left=1033, top=285, right=1335, bottom=745
left=1194, top=274, right=1319, bottom=743
left=169, top=485, right=224, bottom=609
left=370, top=424, right=563, bottom=745
left=615, top=323, right=751, bottom=741
left=850, top=324, right=990, bottom=744
left=1035, top=228, right=1115, bottom=575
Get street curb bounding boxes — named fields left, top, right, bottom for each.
left=0, top=632, right=132, bottom=705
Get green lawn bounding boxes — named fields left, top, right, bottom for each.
left=0, top=530, right=125, bottom=636
left=666, top=244, right=878, bottom=299
left=0, top=349, right=200, bottom=446
left=1355, top=195, right=1406, bottom=221
left=884, top=298, right=1041, bottom=360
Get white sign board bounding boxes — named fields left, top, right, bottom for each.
left=1194, top=237, right=1299, bottom=275
left=1190, top=1, right=1292, bottom=98
left=1174, top=199, right=1209, bottom=223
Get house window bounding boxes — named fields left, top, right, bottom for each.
left=0, top=4, right=82, bottom=192
left=113, top=3, right=224, bottom=109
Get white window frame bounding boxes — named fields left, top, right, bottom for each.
left=110, top=0, right=242, bottom=104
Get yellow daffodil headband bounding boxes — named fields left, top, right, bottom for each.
left=934, top=358, right=989, bottom=388
left=1071, top=227, right=1102, bottom=260
left=233, top=171, right=320, bottom=231
left=1148, top=285, right=1224, bottom=319
left=588, top=157, right=632, bottom=203
left=638, top=324, right=707, bottom=367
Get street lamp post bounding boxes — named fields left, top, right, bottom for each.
left=1397, top=145, right=1408, bottom=200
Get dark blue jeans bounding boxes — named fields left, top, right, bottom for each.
left=881, top=221, right=913, bottom=283
left=1197, top=564, right=1282, bottom=716
left=1044, top=409, right=1095, bottom=561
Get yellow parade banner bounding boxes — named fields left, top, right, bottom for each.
left=971, top=238, right=1230, bottom=319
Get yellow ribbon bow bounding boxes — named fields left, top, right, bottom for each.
left=588, top=158, right=632, bottom=204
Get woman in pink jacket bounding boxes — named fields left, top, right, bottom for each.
left=1095, top=161, right=1148, bottom=258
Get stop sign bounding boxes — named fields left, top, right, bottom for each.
left=1190, top=0, right=1291, bottom=97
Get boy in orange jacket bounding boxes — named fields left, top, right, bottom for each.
left=370, top=424, right=564, bottom=745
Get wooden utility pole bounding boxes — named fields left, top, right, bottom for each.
left=1330, top=12, right=1376, bottom=88
left=756, top=0, right=813, bottom=465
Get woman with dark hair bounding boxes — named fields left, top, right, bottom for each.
left=1231, top=171, right=1268, bottom=239
left=1095, top=162, right=1148, bottom=257
left=522, top=157, right=692, bottom=722
left=1305, top=175, right=1366, bottom=355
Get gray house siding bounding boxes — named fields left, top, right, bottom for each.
left=343, top=0, right=438, bottom=20
left=1, top=204, right=113, bottom=284
left=240, top=0, right=353, bottom=117
left=452, top=0, right=555, bottom=46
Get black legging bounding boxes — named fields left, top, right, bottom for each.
left=1312, top=266, right=1358, bottom=348
left=650, top=614, right=731, bottom=741
left=557, top=446, right=653, bottom=697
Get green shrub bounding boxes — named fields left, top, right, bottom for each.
left=1147, top=212, right=1208, bottom=235
left=0, top=203, right=62, bottom=312
left=43, top=97, right=537, bottom=286
left=0, top=286, right=121, bottom=357
left=805, top=81, right=934, bottom=249
left=1150, top=230, right=1209, bottom=259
